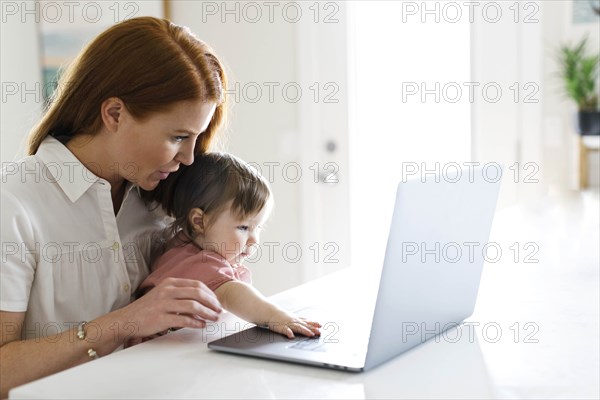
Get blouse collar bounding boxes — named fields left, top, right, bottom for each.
left=35, top=136, right=136, bottom=203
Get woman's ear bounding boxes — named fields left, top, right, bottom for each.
left=188, top=208, right=205, bottom=235
left=100, top=97, right=125, bottom=133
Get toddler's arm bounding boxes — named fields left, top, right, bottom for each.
left=214, top=281, right=320, bottom=339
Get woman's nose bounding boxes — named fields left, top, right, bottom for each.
left=175, top=141, right=195, bottom=166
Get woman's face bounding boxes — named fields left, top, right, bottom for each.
left=113, top=100, right=216, bottom=190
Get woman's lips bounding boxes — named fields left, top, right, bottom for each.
left=158, top=171, right=170, bottom=180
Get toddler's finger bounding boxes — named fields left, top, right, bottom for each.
left=271, top=323, right=295, bottom=339
left=297, top=320, right=321, bottom=333
left=298, top=318, right=321, bottom=328
left=284, top=326, right=295, bottom=339
left=293, top=323, right=316, bottom=337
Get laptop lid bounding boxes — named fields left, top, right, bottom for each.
left=364, top=165, right=502, bottom=370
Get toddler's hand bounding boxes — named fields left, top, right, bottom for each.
left=265, top=310, right=321, bottom=339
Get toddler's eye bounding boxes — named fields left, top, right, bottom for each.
left=237, top=225, right=249, bottom=231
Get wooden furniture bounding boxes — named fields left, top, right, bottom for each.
left=579, top=135, right=600, bottom=189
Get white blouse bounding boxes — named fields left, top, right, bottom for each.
left=1, top=136, right=170, bottom=339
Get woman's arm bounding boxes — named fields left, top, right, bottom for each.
left=0, top=278, right=222, bottom=398
left=214, top=281, right=320, bottom=339
left=0, top=310, right=125, bottom=398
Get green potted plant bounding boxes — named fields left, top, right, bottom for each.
left=559, top=36, right=600, bottom=135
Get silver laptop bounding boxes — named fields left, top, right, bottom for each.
left=208, top=166, right=502, bottom=371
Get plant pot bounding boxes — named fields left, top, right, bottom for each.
left=577, top=111, right=600, bottom=136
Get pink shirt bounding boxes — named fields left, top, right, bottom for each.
left=139, top=241, right=252, bottom=294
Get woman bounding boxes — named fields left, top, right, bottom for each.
left=0, top=17, right=227, bottom=396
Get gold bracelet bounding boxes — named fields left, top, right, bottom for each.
left=87, top=348, right=99, bottom=359
left=77, top=321, right=100, bottom=360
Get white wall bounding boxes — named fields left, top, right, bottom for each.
left=472, top=0, right=600, bottom=200
left=1, top=0, right=164, bottom=163
left=1, top=1, right=43, bottom=163
left=349, top=1, right=471, bottom=269
left=170, top=1, right=355, bottom=294
left=471, top=0, right=544, bottom=206
left=542, top=0, right=599, bottom=191
left=170, top=0, right=305, bottom=295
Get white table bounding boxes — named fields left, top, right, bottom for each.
left=10, top=268, right=494, bottom=399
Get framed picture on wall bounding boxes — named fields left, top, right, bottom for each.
left=572, top=0, right=600, bottom=24
left=39, top=0, right=168, bottom=106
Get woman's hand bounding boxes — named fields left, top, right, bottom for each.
left=116, top=277, right=223, bottom=340
left=0, top=281, right=219, bottom=400
left=265, top=310, right=321, bottom=339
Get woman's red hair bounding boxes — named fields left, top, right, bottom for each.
left=26, top=16, right=227, bottom=156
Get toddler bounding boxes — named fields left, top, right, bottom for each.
left=139, top=152, right=320, bottom=339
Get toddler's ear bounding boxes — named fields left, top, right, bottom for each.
left=188, top=208, right=205, bottom=234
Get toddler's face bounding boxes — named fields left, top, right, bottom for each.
left=196, top=201, right=272, bottom=264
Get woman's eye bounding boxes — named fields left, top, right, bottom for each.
left=173, top=136, right=188, bottom=143
left=237, top=225, right=249, bottom=231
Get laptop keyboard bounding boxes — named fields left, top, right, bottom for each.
left=288, top=336, right=329, bottom=352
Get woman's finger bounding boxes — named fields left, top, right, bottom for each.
left=170, top=313, right=208, bottom=330
left=160, top=278, right=221, bottom=306
left=146, top=284, right=222, bottom=316
left=162, top=277, right=211, bottom=290
left=167, top=299, right=220, bottom=322
left=166, top=286, right=223, bottom=314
